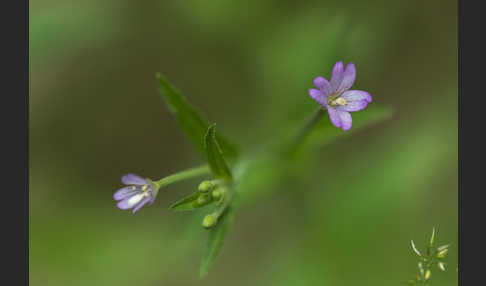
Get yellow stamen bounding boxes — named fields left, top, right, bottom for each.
left=335, top=97, right=347, bottom=106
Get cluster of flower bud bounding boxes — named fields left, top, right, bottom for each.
left=197, top=180, right=226, bottom=206
left=408, top=228, right=451, bottom=285
left=197, top=180, right=227, bottom=229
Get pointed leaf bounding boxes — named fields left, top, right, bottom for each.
left=204, top=124, right=232, bottom=181
left=169, top=191, right=201, bottom=211
left=156, top=73, right=238, bottom=159
left=295, top=106, right=393, bottom=156
left=199, top=207, right=234, bottom=278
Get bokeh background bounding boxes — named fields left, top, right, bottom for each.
left=30, top=0, right=457, bottom=285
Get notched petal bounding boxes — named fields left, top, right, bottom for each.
left=330, top=61, right=344, bottom=91
left=338, top=62, right=356, bottom=91
left=121, top=174, right=146, bottom=185
left=113, top=186, right=137, bottom=200
left=337, top=100, right=369, bottom=112
left=117, top=197, right=135, bottom=210
left=328, top=108, right=352, bottom=130
left=338, top=110, right=352, bottom=130
left=327, top=107, right=342, bottom=128
left=117, top=193, right=144, bottom=210
left=309, top=88, right=327, bottom=107
left=313, top=76, right=332, bottom=95
left=342, top=90, right=372, bottom=103
left=132, top=197, right=151, bottom=213
left=338, top=90, right=372, bottom=112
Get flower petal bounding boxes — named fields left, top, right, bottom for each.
left=327, top=107, right=341, bottom=128
left=337, top=90, right=372, bottom=112
left=337, top=62, right=356, bottom=91
left=121, top=174, right=146, bottom=185
left=330, top=61, right=344, bottom=92
left=313, top=76, right=332, bottom=95
left=336, top=100, right=369, bottom=112
left=327, top=108, right=352, bottom=130
left=338, top=111, right=352, bottom=130
left=309, top=89, right=327, bottom=107
left=117, top=193, right=145, bottom=210
left=132, top=197, right=151, bottom=213
left=113, top=186, right=138, bottom=200
left=341, top=90, right=372, bottom=103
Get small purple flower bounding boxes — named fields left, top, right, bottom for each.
left=309, top=61, right=372, bottom=130
left=113, top=174, right=158, bottom=213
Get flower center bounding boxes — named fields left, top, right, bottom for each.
left=328, top=92, right=347, bottom=107
left=140, top=184, right=152, bottom=196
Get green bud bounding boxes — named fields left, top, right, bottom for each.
left=430, top=227, right=436, bottom=246
left=418, top=262, right=424, bottom=276
left=424, top=270, right=431, bottom=280
left=198, top=180, right=214, bottom=193
left=202, top=214, right=217, bottom=229
left=197, top=193, right=211, bottom=205
left=437, top=244, right=449, bottom=251
left=437, top=248, right=449, bottom=258
left=438, top=262, right=446, bottom=271
left=211, top=188, right=225, bottom=201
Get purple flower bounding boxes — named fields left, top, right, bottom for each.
left=309, top=61, right=372, bottom=130
left=113, top=174, right=157, bottom=213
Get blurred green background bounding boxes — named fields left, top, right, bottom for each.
left=30, top=0, right=457, bottom=285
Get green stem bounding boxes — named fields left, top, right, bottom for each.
left=153, top=165, right=210, bottom=188
left=214, top=187, right=233, bottom=218
left=286, top=107, right=325, bottom=154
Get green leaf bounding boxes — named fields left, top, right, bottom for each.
left=204, top=124, right=232, bottom=181
left=156, top=73, right=238, bottom=159
left=295, top=106, right=393, bottom=156
left=199, top=207, right=234, bottom=279
left=169, top=191, right=201, bottom=211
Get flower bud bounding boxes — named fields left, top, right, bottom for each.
left=198, top=180, right=214, bottom=193
left=197, top=193, right=211, bottom=205
left=438, top=262, right=446, bottom=271
left=437, top=244, right=449, bottom=251
left=424, top=270, right=431, bottom=280
left=202, top=214, right=217, bottom=229
left=411, top=240, right=422, bottom=257
left=418, top=262, right=424, bottom=276
left=437, top=248, right=449, bottom=258
left=212, top=188, right=225, bottom=201
left=430, top=227, right=436, bottom=246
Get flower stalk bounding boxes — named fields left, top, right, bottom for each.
left=153, top=165, right=210, bottom=190
left=288, top=107, right=325, bottom=152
